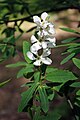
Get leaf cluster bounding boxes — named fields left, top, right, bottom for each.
left=7, top=41, right=78, bottom=120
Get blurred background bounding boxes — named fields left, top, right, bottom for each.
left=0, top=0, right=80, bottom=120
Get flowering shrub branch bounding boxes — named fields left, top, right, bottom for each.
left=2, top=10, right=79, bottom=119
left=12, top=12, right=77, bottom=120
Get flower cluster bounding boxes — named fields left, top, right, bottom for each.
left=27, top=12, right=56, bottom=66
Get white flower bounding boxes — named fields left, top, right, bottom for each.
left=42, top=48, right=51, bottom=56
left=26, top=12, right=56, bottom=66
left=33, top=56, right=52, bottom=66
left=30, top=34, right=56, bottom=54
left=33, top=16, right=41, bottom=26
left=46, top=37, right=56, bottom=47
left=31, top=35, right=38, bottom=43
left=37, top=30, right=49, bottom=37
left=27, top=49, right=52, bottom=66
left=33, top=12, right=55, bottom=37
left=41, top=12, right=49, bottom=21
left=48, top=24, right=55, bottom=35
left=33, top=12, right=48, bottom=26
left=30, top=42, right=42, bottom=55
left=27, top=51, right=36, bottom=60
left=30, top=35, right=47, bottom=51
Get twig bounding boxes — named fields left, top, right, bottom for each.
left=0, top=6, right=80, bottom=24
left=67, top=98, right=77, bottom=120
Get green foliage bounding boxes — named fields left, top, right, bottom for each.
left=46, top=67, right=58, bottom=73
left=73, top=58, right=80, bottom=69
left=0, top=0, right=79, bottom=25
left=38, top=86, right=49, bottom=113
left=60, top=27, right=80, bottom=64
left=62, top=37, right=78, bottom=43
left=34, top=71, right=40, bottom=82
left=46, top=69, right=77, bottom=83
left=61, top=53, right=75, bottom=65
left=6, top=61, right=27, bottom=68
left=71, top=82, right=80, bottom=87
left=60, top=27, right=80, bottom=34
left=17, top=64, right=34, bottom=78
left=60, top=27, right=80, bottom=120
left=39, top=110, right=61, bottom=120
left=33, top=107, right=41, bottom=120
left=23, top=41, right=32, bottom=63
left=18, top=82, right=39, bottom=112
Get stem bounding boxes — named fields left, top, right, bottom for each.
left=38, top=66, right=42, bottom=84
left=28, top=108, right=33, bottom=120
left=67, top=98, right=77, bottom=120
left=0, top=6, right=79, bottom=24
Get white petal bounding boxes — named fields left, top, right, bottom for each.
left=47, top=42, right=56, bottom=48
left=37, top=31, right=42, bottom=36
left=37, top=30, right=49, bottom=37
left=42, top=30, right=49, bottom=36
left=41, top=12, right=48, bottom=21
left=42, top=42, right=47, bottom=49
left=36, top=26, right=40, bottom=31
left=27, top=51, right=36, bottom=60
left=49, top=23, right=54, bottom=28
left=33, top=16, right=41, bottom=25
left=37, top=31, right=44, bottom=37
left=48, top=27, right=55, bottom=34
left=30, top=43, right=42, bottom=54
left=46, top=37, right=56, bottom=43
left=41, top=57, right=52, bottom=65
left=31, top=35, right=38, bottom=43
left=47, top=42, right=53, bottom=48
left=33, top=59, right=41, bottom=66
left=43, top=23, right=47, bottom=29
left=42, top=21, right=48, bottom=29
left=43, top=49, right=51, bottom=57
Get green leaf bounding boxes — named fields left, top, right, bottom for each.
left=71, top=82, right=80, bottom=87
left=18, top=82, right=38, bottom=112
left=6, top=61, right=27, bottom=68
left=21, top=81, right=34, bottom=87
left=8, top=46, right=15, bottom=56
left=38, top=86, right=49, bottom=113
left=73, top=58, right=80, bottom=69
left=23, top=41, right=32, bottom=63
left=67, top=47, right=80, bottom=53
left=1, top=44, right=7, bottom=52
left=56, top=43, right=80, bottom=48
left=46, top=69, right=77, bottom=83
left=3, top=35, right=14, bottom=43
left=39, top=110, right=61, bottom=120
left=76, top=90, right=80, bottom=96
left=17, top=64, right=34, bottom=78
left=61, top=53, right=75, bottom=65
left=34, top=71, right=40, bottom=82
left=62, top=37, right=77, bottom=43
left=0, top=58, right=4, bottom=62
left=48, top=92, right=54, bottom=101
left=60, top=28, right=80, bottom=34
left=45, top=113, right=61, bottom=120
left=33, top=107, right=41, bottom=120
left=0, top=79, right=11, bottom=87
left=46, top=67, right=58, bottom=73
